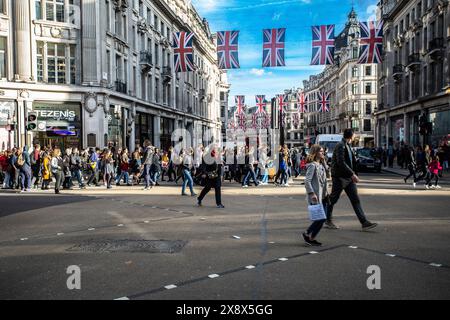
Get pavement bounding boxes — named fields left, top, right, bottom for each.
left=382, top=165, right=450, bottom=184
left=0, top=172, right=449, bottom=300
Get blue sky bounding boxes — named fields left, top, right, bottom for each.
left=191, top=0, right=378, bottom=106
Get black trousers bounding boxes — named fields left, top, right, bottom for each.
left=54, top=170, right=64, bottom=193
left=327, top=177, right=368, bottom=225
left=198, top=177, right=222, bottom=206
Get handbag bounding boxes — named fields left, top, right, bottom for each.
left=308, top=203, right=327, bottom=221
left=207, top=171, right=218, bottom=179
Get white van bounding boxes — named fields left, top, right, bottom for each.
left=315, top=134, right=343, bottom=161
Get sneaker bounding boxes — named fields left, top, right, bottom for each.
left=362, top=221, right=378, bottom=231
left=191, top=193, right=197, bottom=197
left=430, top=185, right=436, bottom=189
left=413, top=182, right=416, bottom=188
left=197, top=198, right=202, bottom=206
left=435, top=185, right=442, bottom=189
left=324, top=221, right=339, bottom=229
left=302, top=233, right=313, bottom=246
left=181, top=193, right=189, bottom=196
left=425, top=185, right=430, bottom=189
left=217, top=204, right=225, bottom=209
left=310, top=240, right=322, bottom=247
left=242, top=185, right=248, bottom=188
left=404, top=177, right=407, bottom=184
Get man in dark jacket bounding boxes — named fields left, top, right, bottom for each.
left=326, top=129, right=378, bottom=231
left=141, top=140, right=155, bottom=190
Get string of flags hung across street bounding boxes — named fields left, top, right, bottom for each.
left=172, top=19, right=384, bottom=129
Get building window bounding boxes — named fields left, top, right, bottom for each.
left=35, top=0, right=42, bottom=19
left=70, top=45, right=76, bottom=84
left=365, top=82, right=372, bottom=94
left=365, top=66, right=371, bottom=76
left=47, top=43, right=66, bottom=84
left=352, top=66, right=358, bottom=78
left=365, top=101, right=372, bottom=115
left=106, top=0, right=110, bottom=31
left=46, top=0, right=65, bottom=22
left=352, top=83, right=358, bottom=95
left=363, top=119, right=371, bottom=132
left=352, top=47, right=358, bottom=59
left=0, top=37, right=6, bottom=79
left=37, top=41, right=44, bottom=82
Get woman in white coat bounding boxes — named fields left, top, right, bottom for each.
left=302, top=145, right=329, bottom=246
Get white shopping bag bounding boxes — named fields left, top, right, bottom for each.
left=308, top=204, right=326, bottom=221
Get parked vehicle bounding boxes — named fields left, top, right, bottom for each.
left=355, top=148, right=382, bottom=173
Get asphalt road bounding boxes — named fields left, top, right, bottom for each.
left=0, top=172, right=449, bottom=300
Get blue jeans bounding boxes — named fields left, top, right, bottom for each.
left=72, top=169, right=84, bottom=187
left=152, top=171, right=160, bottom=183
left=242, top=168, right=259, bottom=186
left=182, top=169, right=195, bottom=195
left=144, top=164, right=155, bottom=188
left=117, top=171, right=130, bottom=184
left=280, top=168, right=287, bottom=185
left=261, top=170, right=268, bottom=183
left=20, top=166, right=32, bottom=189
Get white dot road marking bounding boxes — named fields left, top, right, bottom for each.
left=386, top=254, right=396, bottom=257
left=245, top=265, right=255, bottom=269
left=430, top=263, right=442, bottom=267
left=200, top=218, right=206, bottom=221
left=278, top=258, right=288, bottom=261
left=151, top=206, right=157, bottom=209
left=164, top=284, right=177, bottom=290
left=349, top=246, right=358, bottom=249
left=144, top=221, right=150, bottom=224
left=232, top=235, right=241, bottom=239
left=269, top=242, right=275, bottom=244
left=208, top=274, right=220, bottom=279
left=309, top=251, right=319, bottom=254
left=117, top=224, right=124, bottom=227
left=57, top=233, right=64, bottom=236
left=20, top=238, right=28, bottom=241
left=114, top=297, right=130, bottom=300
left=88, top=228, right=95, bottom=231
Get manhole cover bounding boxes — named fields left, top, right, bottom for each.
left=67, top=239, right=187, bottom=254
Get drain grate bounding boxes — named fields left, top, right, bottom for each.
left=67, top=239, right=187, bottom=254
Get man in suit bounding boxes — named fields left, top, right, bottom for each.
left=326, top=129, right=378, bottom=231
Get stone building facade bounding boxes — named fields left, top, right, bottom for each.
left=375, top=0, right=449, bottom=149
left=0, top=0, right=228, bottom=151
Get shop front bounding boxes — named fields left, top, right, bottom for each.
left=160, top=117, right=174, bottom=151
left=429, top=107, right=450, bottom=147
left=0, top=101, right=15, bottom=150
left=135, top=112, right=154, bottom=149
left=107, top=105, right=125, bottom=148
left=32, top=102, right=82, bottom=150
left=390, top=116, right=404, bottom=146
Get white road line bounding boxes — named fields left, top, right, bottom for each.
left=114, top=297, right=130, bottom=300
left=144, top=221, right=150, bottom=223
left=429, top=263, right=442, bottom=267
left=208, top=274, right=220, bottom=279
left=278, top=258, right=288, bottom=261
left=269, top=241, right=275, bottom=244
left=117, top=224, right=124, bottom=227
left=57, top=233, right=64, bottom=236
left=20, top=238, right=28, bottom=241
left=309, top=251, right=319, bottom=254
left=245, top=265, right=255, bottom=269
left=386, top=254, right=396, bottom=257
left=88, top=228, right=95, bottom=231
left=164, top=284, right=177, bottom=290
left=349, top=246, right=358, bottom=249
left=151, top=206, right=157, bottom=209
left=232, top=235, right=241, bottom=239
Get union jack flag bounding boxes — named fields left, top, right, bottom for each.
left=217, top=31, right=240, bottom=69
left=358, top=21, right=384, bottom=64
left=277, top=94, right=288, bottom=127
left=255, top=95, right=266, bottom=113
left=318, top=92, right=331, bottom=113
left=235, top=95, right=245, bottom=114
left=263, top=28, right=286, bottom=67
left=297, top=92, right=308, bottom=113
left=311, top=25, right=335, bottom=65
left=173, top=32, right=195, bottom=72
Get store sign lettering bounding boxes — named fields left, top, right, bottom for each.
left=37, top=110, right=76, bottom=121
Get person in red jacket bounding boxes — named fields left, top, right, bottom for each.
left=0, top=151, right=10, bottom=188
left=426, top=155, right=443, bottom=189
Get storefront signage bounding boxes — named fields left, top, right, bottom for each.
left=37, top=110, right=77, bottom=121
left=0, top=101, right=14, bottom=126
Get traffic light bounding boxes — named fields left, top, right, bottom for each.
left=126, top=119, right=133, bottom=137
left=26, top=112, right=38, bottom=131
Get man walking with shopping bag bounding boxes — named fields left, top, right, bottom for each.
left=325, top=129, right=378, bottom=231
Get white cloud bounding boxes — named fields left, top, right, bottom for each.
left=249, top=68, right=273, bottom=76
